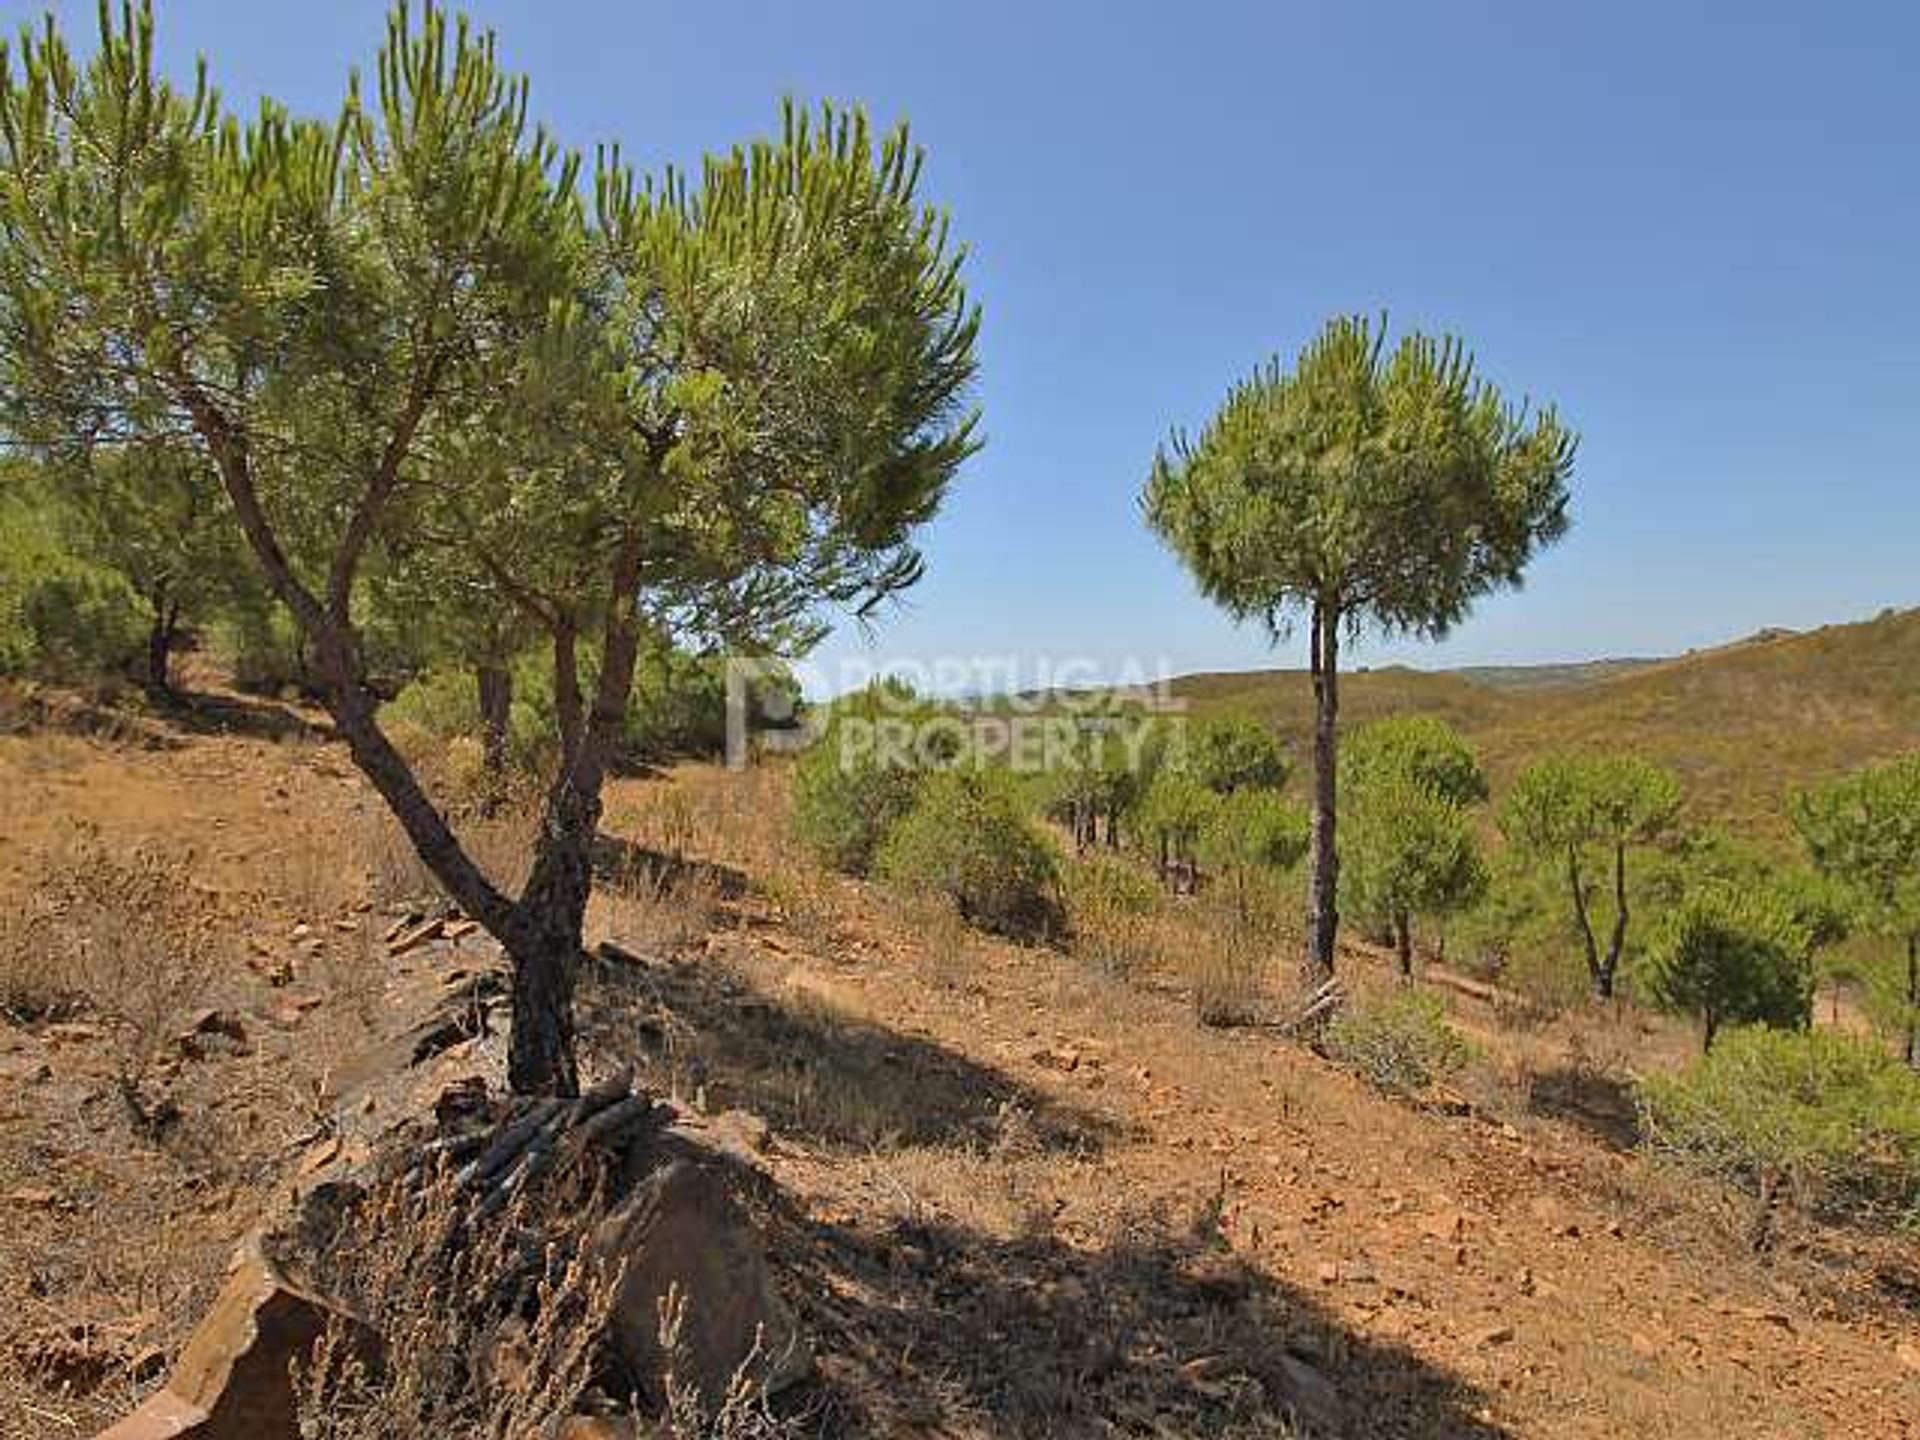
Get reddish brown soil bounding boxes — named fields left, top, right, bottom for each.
left=2, top=695, right=1916, bottom=1437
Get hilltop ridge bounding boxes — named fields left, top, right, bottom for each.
left=1166, top=606, right=1920, bottom=839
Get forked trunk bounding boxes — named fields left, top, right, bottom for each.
left=1305, top=602, right=1340, bottom=982
left=1566, top=845, right=1606, bottom=998
left=1600, top=838, right=1629, bottom=1000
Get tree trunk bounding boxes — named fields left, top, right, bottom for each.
left=476, top=661, right=512, bottom=807
left=1906, top=932, right=1918, bottom=1068
left=1305, top=601, right=1340, bottom=982
left=502, top=775, right=598, bottom=1097
left=552, top=617, right=584, bottom=764
left=1703, top=1010, right=1719, bottom=1053
left=499, top=537, right=648, bottom=1096
left=1394, top=910, right=1413, bottom=981
left=145, top=602, right=178, bottom=697
left=1601, top=838, right=1629, bottom=999
left=1566, top=844, right=1605, bottom=998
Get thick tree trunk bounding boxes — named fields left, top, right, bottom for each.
left=552, top=617, right=584, bottom=764
left=1394, top=911, right=1413, bottom=981
left=1305, top=602, right=1340, bottom=983
left=476, top=661, right=512, bottom=805
left=502, top=777, right=598, bottom=1097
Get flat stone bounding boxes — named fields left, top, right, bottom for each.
left=93, top=1237, right=369, bottom=1440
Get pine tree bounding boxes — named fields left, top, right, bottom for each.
left=0, top=4, right=980, bottom=1094
left=1144, top=316, right=1573, bottom=981
left=1499, top=754, right=1682, bottom=999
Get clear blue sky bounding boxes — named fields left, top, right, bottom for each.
left=26, top=1, right=1920, bottom=691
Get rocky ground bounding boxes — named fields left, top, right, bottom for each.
left=2, top=687, right=1917, bottom=1437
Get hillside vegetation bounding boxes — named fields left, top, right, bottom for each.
left=1169, top=607, right=1920, bottom=845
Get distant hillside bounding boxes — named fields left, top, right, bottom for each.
left=1448, top=657, right=1659, bottom=691
left=1167, top=607, right=1920, bottom=845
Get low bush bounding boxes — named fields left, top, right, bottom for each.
left=1638, top=884, right=1813, bottom=1051
left=221, top=592, right=313, bottom=696
left=0, top=494, right=145, bottom=686
left=1186, top=918, right=1269, bottom=1027
left=790, top=683, right=955, bottom=875
left=1062, top=855, right=1163, bottom=976
left=876, top=769, right=1061, bottom=939
left=1322, top=991, right=1476, bottom=1095
left=1637, top=1026, right=1920, bottom=1226
left=296, top=1164, right=619, bottom=1440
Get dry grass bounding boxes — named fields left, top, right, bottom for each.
left=1182, top=898, right=1300, bottom=1029
left=295, top=1162, right=621, bottom=1440
left=0, top=833, right=264, bottom=1436
left=0, top=827, right=226, bottom=1114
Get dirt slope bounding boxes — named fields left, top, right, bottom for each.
left=2, top=703, right=1917, bottom=1437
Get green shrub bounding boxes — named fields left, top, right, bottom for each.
left=221, top=593, right=312, bottom=696
left=790, top=716, right=929, bottom=875
left=1198, top=787, right=1309, bottom=874
left=1322, top=991, right=1475, bottom=1094
left=790, top=682, right=956, bottom=875
left=1184, top=711, right=1290, bottom=794
left=1062, top=854, right=1162, bottom=977
left=877, top=769, right=1061, bottom=939
left=0, top=492, right=144, bottom=684
left=1637, top=1027, right=1920, bottom=1226
left=13, top=564, right=145, bottom=683
left=1132, top=768, right=1218, bottom=878
left=1063, top=853, right=1161, bottom=917
left=386, top=656, right=557, bottom=775
left=1450, top=856, right=1615, bottom=1011
left=1340, top=773, right=1485, bottom=975
left=1340, top=713, right=1487, bottom=805
left=1639, top=884, right=1814, bottom=1051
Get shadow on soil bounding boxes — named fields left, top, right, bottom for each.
left=149, top=686, right=330, bottom=744
left=766, top=1205, right=1515, bottom=1439
left=590, top=832, right=752, bottom=903
left=578, top=955, right=1509, bottom=1437
left=1524, top=1064, right=1641, bottom=1151
left=578, top=949, right=1119, bottom=1156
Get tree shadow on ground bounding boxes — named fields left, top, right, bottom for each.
left=1524, top=1064, right=1640, bottom=1151
left=147, top=686, right=329, bottom=744
left=576, top=950, right=1121, bottom=1158
left=756, top=1196, right=1513, bottom=1439
left=576, top=949, right=1509, bottom=1436
left=590, top=832, right=751, bottom=903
